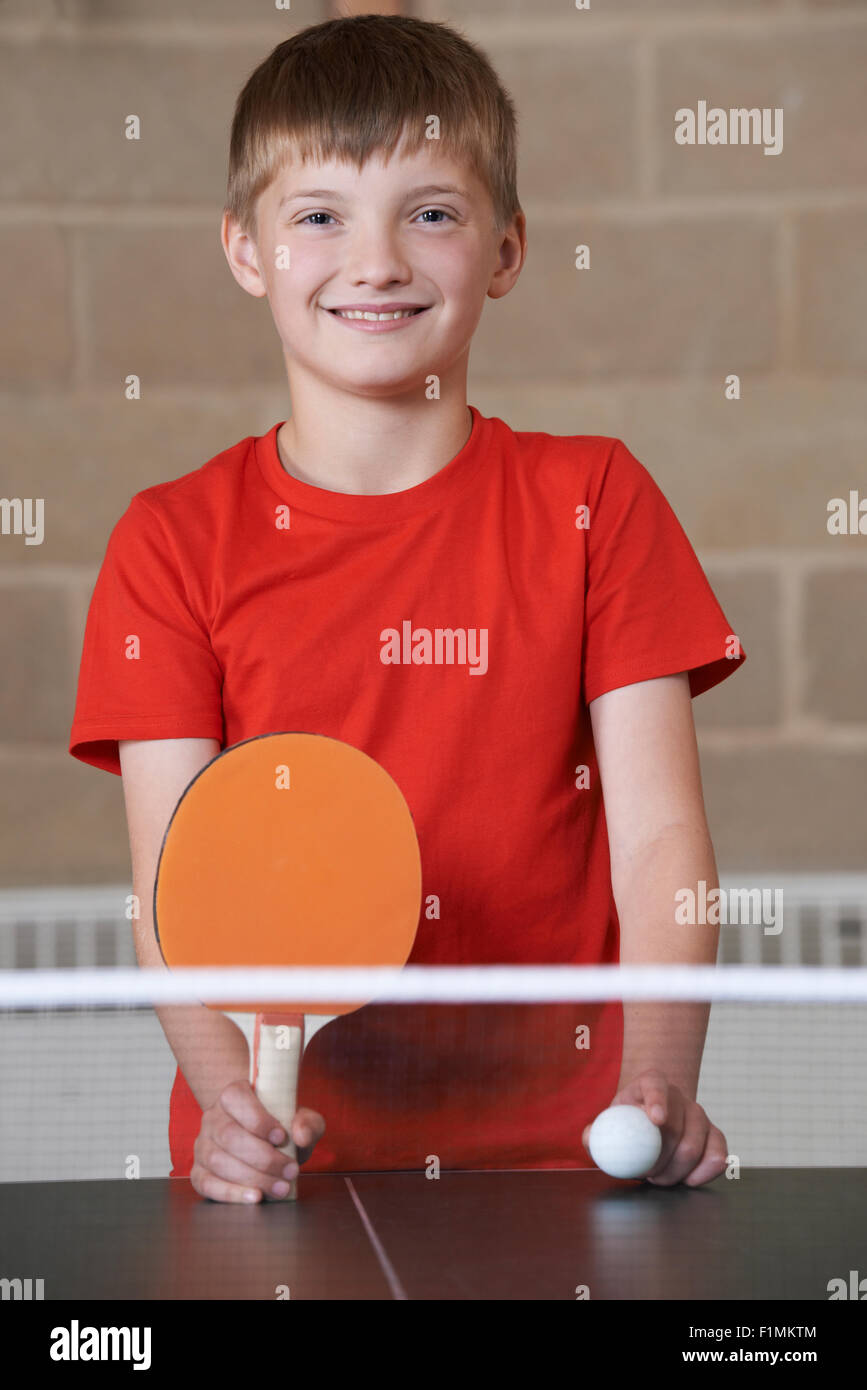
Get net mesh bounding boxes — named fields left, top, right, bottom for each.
left=1, top=963, right=865, bottom=1181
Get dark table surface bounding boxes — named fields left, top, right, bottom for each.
left=2, top=1169, right=865, bottom=1300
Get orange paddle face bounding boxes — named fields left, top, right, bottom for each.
left=154, top=732, right=422, bottom=1013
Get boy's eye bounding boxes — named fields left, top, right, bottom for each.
left=415, top=208, right=452, bottom=224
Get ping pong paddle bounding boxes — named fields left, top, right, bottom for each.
left=153, top=731, right=422, bottom=1199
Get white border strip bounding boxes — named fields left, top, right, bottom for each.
left=0, top=964, right=866, bottom=1008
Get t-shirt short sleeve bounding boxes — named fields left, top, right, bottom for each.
left=582, top=439, right=746, bottom=705
left=69, top=496, right=224, bottom=775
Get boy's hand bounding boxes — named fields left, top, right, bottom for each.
left=581, top=1068, right=728, bottom=1188
left=191, top=1080, right=325, bottom=1203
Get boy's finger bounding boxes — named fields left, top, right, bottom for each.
left=219, top=1078, right=289, bottom=1144
left=646, top=1104, right=707, bottom=1186
left=634, top=1069, right=670, bottom=1125
left=291, top=1107, right=326, bottom=1162
left=682, top=1125, right=729, bottom=1188
left=206, top=1114, right=295, bottom=1178
left=635, top=1089, right=686, bottom=1178
left=191, top=1167, right=264, bottom=1204
left=191, top=1145, right=292, bottom=1202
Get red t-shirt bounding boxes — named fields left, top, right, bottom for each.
left=69, top=406, right=745, bottom=1176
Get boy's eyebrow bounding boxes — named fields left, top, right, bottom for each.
left=278, top=183, right=470, bottom=209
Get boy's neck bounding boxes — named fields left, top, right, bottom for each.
left=275, top=384, right=474, bottom=497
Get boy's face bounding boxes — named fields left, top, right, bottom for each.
left=223, top=137, right=525, bottom=397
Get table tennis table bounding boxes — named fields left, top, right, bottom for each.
left=2, top=1168, right=865, bottom=1300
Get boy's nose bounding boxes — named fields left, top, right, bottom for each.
left=341, top=231, right=414, bottom=281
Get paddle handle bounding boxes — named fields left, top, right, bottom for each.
left=252, top=1013, right=304, bottom=1201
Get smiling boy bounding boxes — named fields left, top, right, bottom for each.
left=70, top=15, right=746, bottom=1201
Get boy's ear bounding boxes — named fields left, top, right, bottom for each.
left=487, top=209, right=527, bottom=302
left=220, top=209, right=268, bottom=300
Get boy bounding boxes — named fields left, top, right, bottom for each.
left=70, top=15, right=744, bottom=1202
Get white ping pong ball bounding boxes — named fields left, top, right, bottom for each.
left=587, top=1105, right=662, bottom=1179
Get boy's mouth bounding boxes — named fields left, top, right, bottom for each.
left=325, top=307, right=429, bottom=322
left=321, top=304, right=432, bottom=334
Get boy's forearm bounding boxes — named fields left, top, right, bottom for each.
left=134, top=910, right=251, bottom=1112
left=612, top=822, right=720, bottom=1099
left=617, top=999, right=711, bottom=1100
left=154, top=1001, right=251, bottom=1113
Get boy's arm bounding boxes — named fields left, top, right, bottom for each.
left=118, top=737, right=252, bottom=1107
left=589, top=673, right=728, bottom=1186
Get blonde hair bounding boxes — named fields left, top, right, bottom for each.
left=225, top=13, right=521, bottom=241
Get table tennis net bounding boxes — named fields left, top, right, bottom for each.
left=0, top=963, right=865, bottom=1181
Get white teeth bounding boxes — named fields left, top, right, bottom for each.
left=333, top=309, right=422, bottom=321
